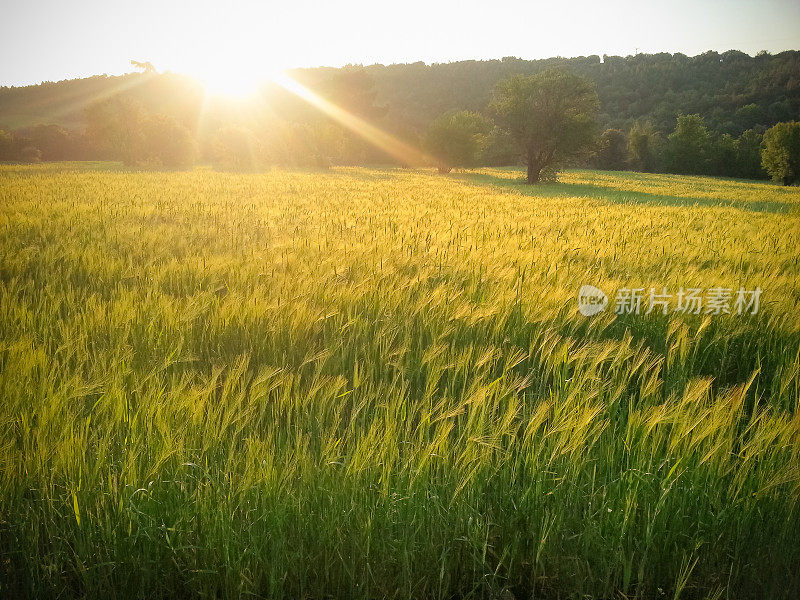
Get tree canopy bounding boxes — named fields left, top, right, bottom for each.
left=491, top=69, right=598, bottom=183
left=1, top=51, right=799, bottom=180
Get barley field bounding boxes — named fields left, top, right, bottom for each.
left=1, top=163, right=799, bottom=599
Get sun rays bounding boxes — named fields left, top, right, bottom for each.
left=191, top=68, right=435, bottom=168
left=269, top=72, right=433, bottom=166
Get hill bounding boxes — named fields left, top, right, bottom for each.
left=2, top=50, right=799, bottom=137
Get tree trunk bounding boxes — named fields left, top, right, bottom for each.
left=526, top=158, right=542, bottom=184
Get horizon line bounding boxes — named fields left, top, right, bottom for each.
left=2, top=47, right=799, bottom=90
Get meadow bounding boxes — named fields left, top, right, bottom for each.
left=0, top=163, right=799, bottom=599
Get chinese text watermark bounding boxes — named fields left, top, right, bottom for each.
left=578, top=285, right=761, bottom=317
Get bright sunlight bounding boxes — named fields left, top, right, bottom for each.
left=196, top=69, right=263, bottom=97
left=189, top=54, right=286, bottom=97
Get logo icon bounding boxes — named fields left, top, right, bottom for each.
left=578, top=285, right=608, bottom=316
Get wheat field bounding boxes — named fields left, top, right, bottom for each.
left=1, top=163, right=799, bottom=599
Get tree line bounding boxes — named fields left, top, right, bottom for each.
left=423, top=74, right=800, bottom=185
left=0, top=69, right=413, bottom=170
left=0, top=50, right=799, bottom=183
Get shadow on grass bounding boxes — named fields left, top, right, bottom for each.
left=454, top=172, right=794, bottom=214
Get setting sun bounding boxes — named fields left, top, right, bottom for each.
left=192, top=60, right=285, bottom=97
left=196, top=69, right=261, bottom=97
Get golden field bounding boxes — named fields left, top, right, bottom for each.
left=1, top=163, right=799, bottom=599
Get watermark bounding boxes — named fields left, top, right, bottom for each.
left=577, top=285, right=609, bottom=316
left=577, top=285, right=762, bottom=317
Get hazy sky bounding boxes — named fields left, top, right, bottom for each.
left=2, top=0, right=800, bottom=88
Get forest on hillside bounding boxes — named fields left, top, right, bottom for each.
left=367, top=51, right=800, bottom=134
left=1, top=50, right=799, bottom=179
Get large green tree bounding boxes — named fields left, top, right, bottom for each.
left=761, top=121, right=800, bottom=185
left=490, top=69, right=598, bottom=183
